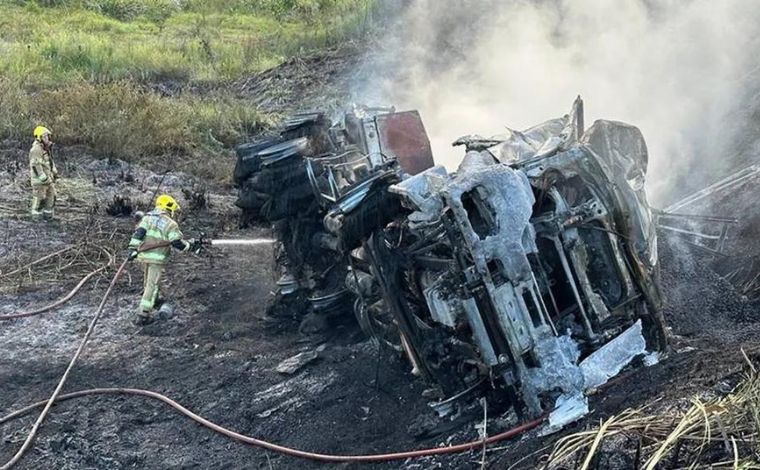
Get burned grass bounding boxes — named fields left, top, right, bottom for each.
left=543, top=370, right=760, bottom=469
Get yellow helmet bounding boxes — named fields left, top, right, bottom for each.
left=155, top=194, right=180, bottom=214
left=33, top=126, right=52, bottom=140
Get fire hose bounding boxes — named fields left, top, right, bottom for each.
left=0, top=247, right=114, bottom=322
left=0, top=267, right=105, bottom=321
left=0, top=236, right=274, bottom=322
left=0, top=256, right=130, bottom=470
left=0, top=387, right=545, bottom=464
left=0, top=243, right=545, bottom=467
left=0, top=236, right=269, bottom=322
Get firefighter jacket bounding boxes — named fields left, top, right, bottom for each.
left=29, top=140, right=57, bottom=187
left=129, top=209, right=189, bottom=264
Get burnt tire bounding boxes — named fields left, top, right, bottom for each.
left=260, top=182, right=316, bottom=221
left=256, top=159, right=307, bottom=185
left=248, top=163, right=309, bottom=194
left=233, top=138, right=281, bottom=185
left=335, top=190, right=403, bottom=250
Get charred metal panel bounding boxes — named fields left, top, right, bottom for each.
left=376, top=111, right=434, bottom=175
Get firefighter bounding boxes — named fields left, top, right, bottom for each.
left=29, top=126, right=58, bottom=219
left=128, top=194, right=200, bottom=325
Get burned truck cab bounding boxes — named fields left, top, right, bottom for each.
left=354, top=97, right=667, bottom=419
left=233, top=106, right=434, bottom=330
left=514, top=126, right=665, bottom=353
left=235, top=98, right=667, bottom=422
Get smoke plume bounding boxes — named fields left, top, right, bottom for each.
left=356, top=0, right=760, bottom=204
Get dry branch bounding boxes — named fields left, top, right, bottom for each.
left=542, top=373, right=760, bottom=469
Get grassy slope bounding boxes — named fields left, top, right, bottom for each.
left=0, top=0, right=376, bottom=181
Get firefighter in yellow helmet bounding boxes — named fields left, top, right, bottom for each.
left=127, top=194, right=200, bottom=325
left=29, top=126, right=58, bottom=219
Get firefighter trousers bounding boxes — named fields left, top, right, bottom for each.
left=31, top=184, right=56, bottom=215
left=139, top=262, right=164, bottom=316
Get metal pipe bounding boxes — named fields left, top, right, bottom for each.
left=529, top=273, right=558, bottom=336
left=551, top=236, right=596, bottom=341
left=665, top=164, right=760, bottom=212
left=655, top=211, right=739, bottom=223
left=657, top=224, right=723, bottom=240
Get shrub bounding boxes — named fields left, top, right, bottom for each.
left=0, top=79, right=272, bottom=182
left=0, top=79, right=32, bottom=141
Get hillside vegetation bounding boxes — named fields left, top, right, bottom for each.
left=0, top=0, right=378, bottom=180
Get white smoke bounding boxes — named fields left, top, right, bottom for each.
left=356, top=0, right=760, bottom=204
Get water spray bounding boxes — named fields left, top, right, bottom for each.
left=208, top=238, right=276, bottom=246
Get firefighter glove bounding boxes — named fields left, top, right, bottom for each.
left=188, top=238, right=203, bottom=254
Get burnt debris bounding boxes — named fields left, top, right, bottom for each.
left=234, top=98, right=668, bottom=426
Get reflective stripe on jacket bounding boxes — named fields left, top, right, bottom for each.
left=129, top=210, right=183, bottom=264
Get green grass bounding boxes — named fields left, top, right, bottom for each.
left=0, top=0, right=379, bottom=182
left=1, top=1, right=376, bottom=84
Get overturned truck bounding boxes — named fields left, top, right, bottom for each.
left=234, top=98, right=667, bottom=421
